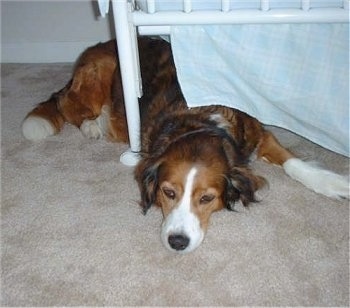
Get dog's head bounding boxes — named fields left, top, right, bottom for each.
left=135, top=129, right=265, bottom=253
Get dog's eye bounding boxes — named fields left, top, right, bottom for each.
left=162, top=187, right=176, bottom=200
left=200, top=194, right=215, bottom=204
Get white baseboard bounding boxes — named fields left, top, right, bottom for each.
left=1, top=41, right=109, bottom=63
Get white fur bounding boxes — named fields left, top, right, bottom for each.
left=161, top=167, right=204, bottom=253
left=80, top=119, right=103, bottom=139
left=80, top=105, right=109, bottom=139
left=22, top=116, right=55, bottom=141
left=209, top=113, right=229, bottom=129
left=283, top=158, right=349, bottom=199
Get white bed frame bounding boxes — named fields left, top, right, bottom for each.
left=98, top=0, right=349, bottom=166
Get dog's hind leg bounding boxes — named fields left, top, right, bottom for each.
left=257, top=130, right=349, bottom=199
left=22, top=92, right=66, bottom=141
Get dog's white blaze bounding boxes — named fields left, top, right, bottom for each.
left=283, top=158, right=349, bottom=199
left=161, top=167, right=205, bottom=253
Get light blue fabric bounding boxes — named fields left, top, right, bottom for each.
left=171, top=24, right=349, bottom=156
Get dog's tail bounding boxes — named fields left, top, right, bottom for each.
left=257, top=130, right=349, bottom=200
left=22, top=87, right=67, bottom=141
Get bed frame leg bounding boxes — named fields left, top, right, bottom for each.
left=119, top=149, right=141, bottom=166
left=112, top=0, right=142, bottom=166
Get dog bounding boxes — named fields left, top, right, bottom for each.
left=22, top=37, right=349, bottom=253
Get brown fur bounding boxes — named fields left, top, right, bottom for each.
left=23, top=36, right=296, bottom=215
left=23, top=37, right=176, bottom=143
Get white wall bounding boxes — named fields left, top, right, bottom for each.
left=1, top=1, right=114, bottom=63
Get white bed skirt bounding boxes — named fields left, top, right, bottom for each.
left=171, top=24, right=349, bottom=156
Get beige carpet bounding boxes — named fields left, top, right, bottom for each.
left=1, top=63, right=349, bottom=306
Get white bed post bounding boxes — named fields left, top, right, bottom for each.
left=111, top=0, right=142, bottom=166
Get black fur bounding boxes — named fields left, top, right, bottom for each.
left=136, top=160, right=161, bottom=214
left=224, top=169, right=259, bottom=210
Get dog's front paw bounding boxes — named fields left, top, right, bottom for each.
left=80, top=119, right=103, bottom=139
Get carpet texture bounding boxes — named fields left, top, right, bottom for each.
left=1, top=63, right=349, bottom=306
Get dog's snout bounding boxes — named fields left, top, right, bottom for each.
left=168, top=234, right=190, bottom=251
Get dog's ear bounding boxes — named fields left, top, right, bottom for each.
left=134, top=158, right=162, bottom=215
left=224, top=167, right=265, bottom=210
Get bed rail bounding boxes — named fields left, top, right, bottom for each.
left=135, top=0, right=349, bottom=34
left=142, top=0, right=348, bottom=13
left=136, top=8, right=349, bottom=34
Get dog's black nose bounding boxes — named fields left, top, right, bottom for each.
left=168, top=234, right=190, bottom=251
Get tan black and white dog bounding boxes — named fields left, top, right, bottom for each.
left=22, top=37, right=349, bottom=253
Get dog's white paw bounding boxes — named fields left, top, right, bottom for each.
left=80, top=106, right=110, bottom=139
left=283, top=158, right=350, bottom=199
left=22, top=116, right=55, bottom=141
left=80, top=119, right=104, bottom=139
left=96, top=105, right=110, bottom=133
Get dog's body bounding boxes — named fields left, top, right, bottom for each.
left=22, top=37, right=349, bottom=253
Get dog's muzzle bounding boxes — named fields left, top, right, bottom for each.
left=161, top=210, right=205, bottom=253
